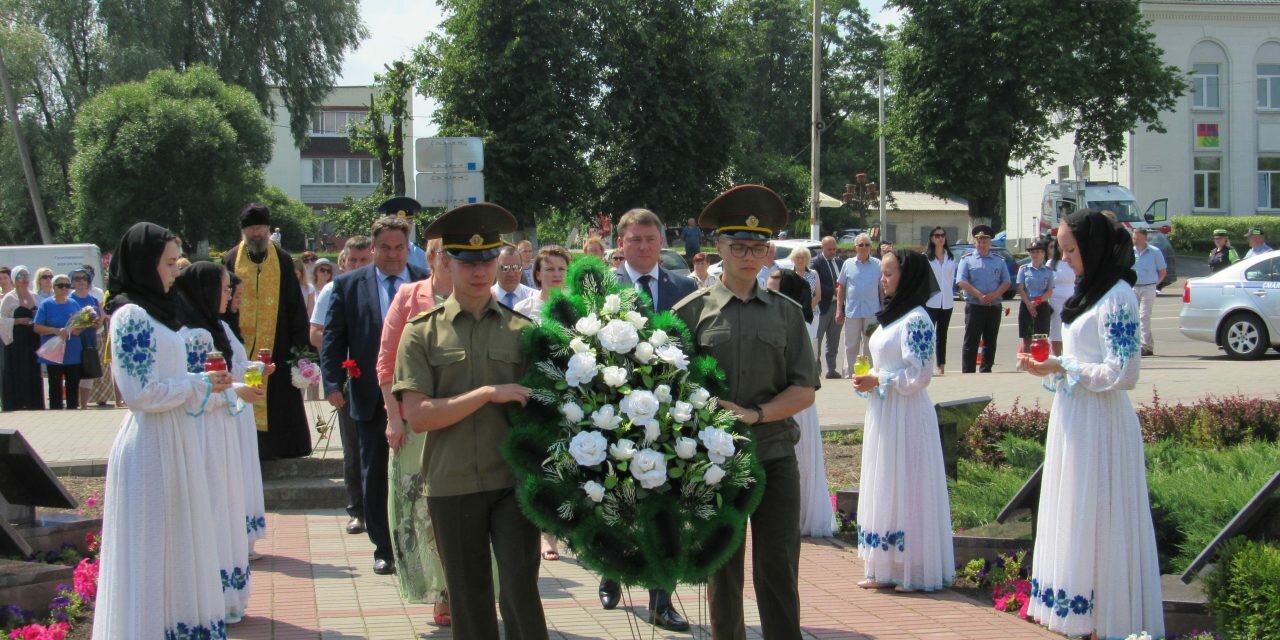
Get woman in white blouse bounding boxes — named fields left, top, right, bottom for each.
left=923, top=227, right=956, bottom=375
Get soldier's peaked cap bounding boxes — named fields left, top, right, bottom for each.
left=423, top=203, right=518, bottom=262
left=699, top=184, right=788, bottom=241
left=377, top=196, right=423, bottom=218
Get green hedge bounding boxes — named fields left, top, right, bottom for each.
left=1170, top=216, right=1280, bottom=254
left=1203, top=536, right=1280, bottom=640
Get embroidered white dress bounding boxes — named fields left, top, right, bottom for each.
left=92, top=304, right=227, bottom=639
left=857, top=306, right=954, bottom=590
left=225, top=322, right=267, bottom=544
left=180, top=327, right=251, bottom=621
left=795, top=401, right=832, bottom=537
left=1029, top=282, right=1163, bottom=639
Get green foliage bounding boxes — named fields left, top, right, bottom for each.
left=1171, top=216, right=1280, bottom=254
left=326, top=184, right=394, bottom=239
left=70, top=65, right=270, bottom=250
left=949, top=435, right=1043, bottom=530
left=1203, top=537, right=1280, bottom=640
left=347, top=58, right=418, bottom=197
left=253, top=185, right=315, bottom=253
left=887, top=0, right=1184, bottom=220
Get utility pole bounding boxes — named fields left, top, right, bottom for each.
left=877, top=68, right=887, bottom=240
left=0, top=50, right=53, bottom=244
left=809, top=0, right=822, bottom=241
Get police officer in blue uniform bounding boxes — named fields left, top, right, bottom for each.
left=955, top=225, right=1010, bottom=373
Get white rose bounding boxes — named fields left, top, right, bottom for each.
left=698, top=427, right=737, bottom=464
left=592, top=404, right=623, bottom=431
left=654, top=384, right=672, bottom=403
left=598, top=319, right=640, bottom=354
left=583, top=480, right=606, bottom=503
left=565, top=352, right=598, bottom=387
left=601, top=365, right=629, bottom=388
left=562, top=401, right=585, bottom=424
left=668, top=401, right=693, bottom=424
left=575, top=314, right=602, bottom=337
left=633, top=341, right=655, bottom=364
left=648, top=329, right=669, bottom=347
left=602, top=294, right=621, bottom=315
left=688, top=387, right=711, bottom=409
left=656, top=344, right=689, bottom=370
left=630, top=448, right=668, bottom=489
left=703, top=464, right=726, bottom=486
left=609, top=437, right=636, bottom=460
left=568, top=430, right=608, bottom=467
left=569, top=337, right=593, bottom=354
left=675, top=436, right=698, bottom=459
left=643, top=421, right=661, bottom=445
left=625, top=310, right=649, bottom=330
left=620, top=390, right=660, bottom=426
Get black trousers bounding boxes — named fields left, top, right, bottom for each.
left=337, top=408, right=363, bottom=519
left=428, top=489, right=548, bottom=640
left=961, top=304, right=1001, bottom=373
left=709, top=453, right=802, bottom=640
left=1018, top=301, right=1052, bottom=340
left=927, top=306, right=953, bottom=366
left=353, top=405, right=391, bottom=561
left=46, top=364, right=80, bottom=410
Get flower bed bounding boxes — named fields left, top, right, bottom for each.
left=1, top=532, right=100, bottom=640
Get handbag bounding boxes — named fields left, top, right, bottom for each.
left=80, top=335, right=103, bottom=379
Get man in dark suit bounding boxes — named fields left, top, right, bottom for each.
left=601, top=207, right=697, bottom=631
left=321, top=213, right=429, bottom=575
left=812, top=235, right=844, bottom=379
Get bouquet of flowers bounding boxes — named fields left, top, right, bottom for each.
left=287, top=347, right=322, bottom=389
left=503, top=257, right=764, bottom=591
left=36, top=306, right=99, bottom=364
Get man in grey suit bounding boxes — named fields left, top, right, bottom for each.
left=599, top=207, right=696, bottom=631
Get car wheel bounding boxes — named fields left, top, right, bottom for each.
left=1219, top=312, right=1270, bottom=360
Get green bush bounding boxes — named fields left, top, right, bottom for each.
left=949, top=435, right=1043, bottom=530
left=1203, top=537, right=1280, bottom=640
left=1170, top=216, right=1280, bottom=254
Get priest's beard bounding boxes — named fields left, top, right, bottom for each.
left=244, top=235, right=271, bottom=260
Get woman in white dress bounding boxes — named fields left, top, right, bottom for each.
left=852, top=249, right=954, bottom=592
left=1017, top=209, right=1163, bottom=639
left=1046, top=235, right=1076, bottom=357
left=175, top=262, right=267, bottom=623
left=222, top=273, right=268, bottom=554
left=93, top=223, right=231, bottom=639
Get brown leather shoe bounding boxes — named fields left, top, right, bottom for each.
left=346, top=517, right=365, bottom=534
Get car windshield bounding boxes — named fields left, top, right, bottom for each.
left=1087, top=199, right=1142, bottom=222
left=777, top=245, right=818, bottom=261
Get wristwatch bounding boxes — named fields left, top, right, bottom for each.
left=750, top=405, right=765, bottom=425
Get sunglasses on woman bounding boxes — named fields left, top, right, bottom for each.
left=54, top=283, right=72, bottom=289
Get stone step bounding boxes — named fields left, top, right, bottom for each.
left=262, top=477, right=347, bottom=511
left=260, top=456, right=345, bottom=481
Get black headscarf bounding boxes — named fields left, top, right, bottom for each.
left=221, top=273, right=244, bottom=343
left=103, top=222, right=182, bottom=330
left=774, top=269, right=814, bottom=324
left=877, top=249, right=939, bottom=327
left=1060, top=209, right=1136, bottom=325
left=174, top=261, right=232, bottom=356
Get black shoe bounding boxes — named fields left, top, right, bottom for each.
left=598, top=578, right=621, bottom=610
left=346, top=517, right=365, bottom=534
left=649, top=605, right=690, bottom=632
left=824, top=371, right=841, bottom=379
left=373, top=558, right=395, bottom=575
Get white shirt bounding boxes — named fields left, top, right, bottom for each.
left=514, top=295, right=544, bottom=320
left=624, top=262, right=661, bottom=310
left=376, top=267, right=411, bottom=319
left=310, top=282, right=334, bottom=325
left=1246, top=243, right=1273, bottom=259
left=491, top=282, right=537, bottom=309
left=925, top=254, right=957, bottom=310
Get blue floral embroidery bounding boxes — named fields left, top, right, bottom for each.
left=856, top=525, right=906, bottom=552
left=184, top=333, right=215, bottom=375
left=164, top=619, right=228, bottom=640
left=114, top=315, right=156, bottom=386
left=905, top=314, right=935, bottom=362
left=221, top=565, right=250, bottom=591
left=246, top=515, right=267, bottom=534
left=1033, top=581, right=1094, bottom=618
left=1104, top=305, right=1139, bottom=362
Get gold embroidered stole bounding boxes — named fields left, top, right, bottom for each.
left=235, top=243, right=281, bottom=431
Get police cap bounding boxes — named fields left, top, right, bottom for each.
left=972, top=225, right=994, bottom=239
left=377, top=196, right=423, bottom=219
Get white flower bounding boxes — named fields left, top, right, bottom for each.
left=698, top=427, right=736, bottom=464
left=688, top=387, right=711, bottom=409
left=569, top=337, right=593, bottom=354
left=620, top=390, right=660, bottom=426
left=648, top=329, right=669, bottom=347
left=656, top=344, right=689, bottom=370
left=565, top=352, right=598, bottom=387
left=669, top=401, right=693, bottom=424
left=630, top=448, right=668, bottom=489
left=575, top=314, right=602, bottom=337
left=562, top=401, right=585, bottom=424
left=609, top=437, right=636, bottom=460
left=644, top=421, right=661, bottom=445
left=601, top=365, right=629, bottom=388
left=583, top=480, right=606, bottom=503
left=568, top=430, right=608, bottom=467
left=591, top=404, right=623, bottom=431
left=675, top=437, right=698, bottom=459
left=625, top=310, right=648, bottom=330
left=703, top=464, right=726, bottom=486
left=602, top=294, right=621, bottom=315
left=598, top=319, right=640, bottom=354
left=633, top=341, right=655, bottom=364
left=654, top=384, right=672, bottom=403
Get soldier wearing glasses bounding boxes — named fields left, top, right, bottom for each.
left=673, top=184, right=819, bottom=640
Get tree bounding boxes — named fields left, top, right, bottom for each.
left=348, top=58, right=418, bottom=198
left=886, top=0, right=1184, bottom=223
left=70, top=65, right=271, bottom=251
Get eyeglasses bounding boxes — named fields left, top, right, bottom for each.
left=610, top=256, right=625, bottom=262
left=40, top=275, right=52, bottom=279
left=315, top=268, right=332, bottom=274
left=54, top=283, right=71, bottom=289
left=726, top=243, right=770, bottom=259
left=931, top=233, right=946, bottom=238
left=855, top=243, right=872, bottom=248
left=499, top=265, right=523, bottom=273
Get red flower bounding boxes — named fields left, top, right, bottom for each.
left=341, top=359, right=361, bottom=379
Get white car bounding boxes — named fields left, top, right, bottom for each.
left=707, top=239, right=821, bottom=278
left=1178, top=249, right=1280, bottom=359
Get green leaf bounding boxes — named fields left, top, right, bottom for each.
left=605, top=475, right=618, bottom=489
left=668, top=467, right=684, bottom=478
left=617, top=461, right=629, bottom=472
left=555, top=381, right=568, bottom=391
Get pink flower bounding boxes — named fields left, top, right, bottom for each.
left=73, top=558, right=99, bottom=601
left=84, top=496, right=97, bottom=508
left=8, top=623, right=68, bottom=640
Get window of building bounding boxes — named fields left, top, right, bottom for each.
left=1193, top=156, right=1222, bottom=210
left=1258, top=157, right=1280, bottom=209
left=307, top=158, right=381, bottom=185
left=1192, top=63, right=1220, bottom=109
left=1258, top=64, right=1280, bottom=109
left=310, top=110, right=368, bottom=136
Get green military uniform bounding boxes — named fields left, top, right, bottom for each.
left=673, top=184, right=820, bottom=640
left=392, top=202, right=548, bottom=640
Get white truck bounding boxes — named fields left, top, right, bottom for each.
left=0, top=244, right=104, bottom=289
left=1041, top=181, right=1169, bottom=236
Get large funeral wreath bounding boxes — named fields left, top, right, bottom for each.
left=502, top=257, right=766, bottom=591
